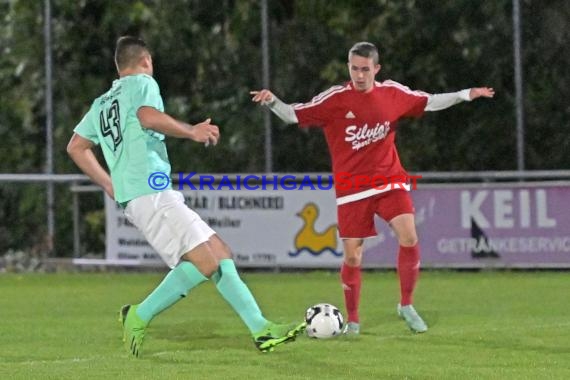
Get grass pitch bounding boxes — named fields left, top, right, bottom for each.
left=0, top=271, right=569, bottom=379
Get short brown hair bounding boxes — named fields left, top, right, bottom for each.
left=348, top=42, right=379, bottom=64
left=114, top=36, right=149, bottom=71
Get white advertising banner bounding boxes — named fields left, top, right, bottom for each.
left=105, top=181, right=570, bottom=268
left=105, top=189, right=344, bottom=268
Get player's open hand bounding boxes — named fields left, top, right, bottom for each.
left=250, top=89, right=275, bottom=105
left=470, top=87, right=495, bottom=100
left=191, top=118, right=220, bottom=146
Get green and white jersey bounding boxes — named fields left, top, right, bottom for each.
left=74, top=74, right=171, bottom=203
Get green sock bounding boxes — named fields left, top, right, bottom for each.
left=136, top=261, right=208, bottom=323
left=212, top=259, right=268, bottom=334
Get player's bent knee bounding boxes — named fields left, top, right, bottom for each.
left=198, top=254, right=220, bottom=277
left=399, top=236, right=418, bottom=247
left=181, top=245, right=219, bottom=277
left=344, top=255, right=362, bottom=267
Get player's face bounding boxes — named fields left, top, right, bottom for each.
left=348, top=55, right=380, bottom=92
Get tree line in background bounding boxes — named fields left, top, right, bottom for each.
left=0, top=0, right=568, bottom=256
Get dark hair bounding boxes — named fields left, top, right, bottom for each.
left=114, top=36, right=149, bottom=71
left=348, top=42, right=379, bottom=64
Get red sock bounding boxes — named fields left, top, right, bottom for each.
left=340, top=263, right=361, bottom=323
left=397, top=244, right=420, bottom=306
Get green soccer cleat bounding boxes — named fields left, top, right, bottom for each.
left=397, top=304, right=428, bottom=333
left=343, top=321, right=360, bottom=335
left=253, top=321, right=306, bottom=353
left=119, top=304, right=148, bottom=358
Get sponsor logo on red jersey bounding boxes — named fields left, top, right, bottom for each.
left=344, top=121, right=390, bottom=150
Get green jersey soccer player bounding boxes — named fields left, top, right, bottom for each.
left=68, top=36, right=304, bottom=357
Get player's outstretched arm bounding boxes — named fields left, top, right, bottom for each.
left=425, top=86, right=495, bottom=112
left=67, top=133, right=114, bottom=200
left=137, top=106, right=219, bottom=146
left=250, top=89, right=298, bottom=124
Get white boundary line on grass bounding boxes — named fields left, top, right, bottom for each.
left=16, top=357, right=95, bottom=366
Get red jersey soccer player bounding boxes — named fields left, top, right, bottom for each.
left=251, top=42, right=494, bottom=334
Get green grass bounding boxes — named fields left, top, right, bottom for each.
left=0, top=271, right=569, bottom=379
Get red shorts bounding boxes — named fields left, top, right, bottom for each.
left=337, top=190, right=415, bottom=238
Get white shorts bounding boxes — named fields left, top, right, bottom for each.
left=124, top=190, right=215, bottom=268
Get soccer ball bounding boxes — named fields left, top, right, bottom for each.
left=305, top=303, right=344, bottom=339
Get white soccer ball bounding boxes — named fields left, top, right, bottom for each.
left=305, top=303, right=344, bottom=339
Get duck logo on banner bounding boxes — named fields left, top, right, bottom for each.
left=289, top=203, right=342, bottom=257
